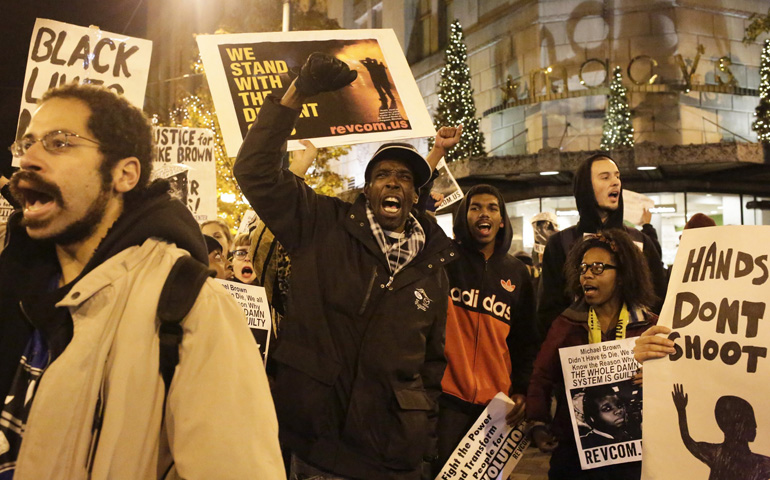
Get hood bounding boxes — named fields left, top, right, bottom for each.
left=452, top=184, right=512, bottom=258
left=83, top=179, right=208, bottom=273
left=573, top=154, right=624, bottom=233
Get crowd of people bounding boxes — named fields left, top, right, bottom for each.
left=0, top=52, right=725, bottom=480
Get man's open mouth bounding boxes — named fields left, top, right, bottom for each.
left=382, top=196, right=401, bottom=213
left=9, top=172, right=63, bottom=218
left=608, top=191, right=620, bottom=200
left=476, top=221, right=492, bottom=234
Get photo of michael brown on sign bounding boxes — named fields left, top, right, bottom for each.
left=196, top=29, right=435, bottom=154
left=559, top=338, right=643, bottom=470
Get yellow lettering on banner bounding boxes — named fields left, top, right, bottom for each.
left=300, top=103, right=319, bottom=118
left=244, top=107, right=261, bottom=123
left=238, top=90, right=272, bottom=106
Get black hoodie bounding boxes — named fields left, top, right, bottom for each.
left=0, top=180, right=207, bottom=400
left=536, top=156, right=667, bottom=336
left=441, top=184, right=538, bottom=407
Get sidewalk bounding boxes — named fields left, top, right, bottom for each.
left=509, top=445, right=550, bottom=480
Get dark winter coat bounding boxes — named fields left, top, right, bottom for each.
left=536, top=160, right=667, bottom=336
left=234, top=97, right=457, bottom=480
left=441, top=185, right=538, bottom=406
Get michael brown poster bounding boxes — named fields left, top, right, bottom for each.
left=196, top=29, right=435, bottom=155
left=642, top=226, right=770, bottom=479
left=559, top=338, right=643, bottom=470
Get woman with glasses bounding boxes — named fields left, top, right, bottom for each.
left=526, top=228, right=658, bottom=479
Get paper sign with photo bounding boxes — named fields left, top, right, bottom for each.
left=434, top=158, right=464, bottom=211
left=559, top=338, right=643, bottom=470
left=623, top=190, right=654, bottom=226
left=196, top=29, right=435, bottom=155
left=642, top=226, right=770, bottom=479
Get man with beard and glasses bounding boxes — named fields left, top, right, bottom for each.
left=0, top=83, right=283, bottom=479
left=233, top=53, right=457, bottom=480
left=537, top=154, right=666, bottom=337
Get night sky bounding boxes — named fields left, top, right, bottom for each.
left=0, top=0, right=147, bottom=170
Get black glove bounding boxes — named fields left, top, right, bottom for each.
left=294, top=52, right=358, bottom=97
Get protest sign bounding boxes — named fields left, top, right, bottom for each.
left=196, top=29, right=435, bottom=155
left=216, top=279, right=272, bottom=364
left=642, top=226, right=770, bottom=479
left=0, top=199, right=13, bottom=225
left=238, top=209, right=258, bottom=235
left=435, top=393, right=530, bottom=480
left=151, top=127, right=217, bottom=222
left=16, top=18, right=152, bottom=166
left=434, top=158, right=464, bottom=211
left=623, top=190, right=654, bottom=226
left=559, top=338, right=642, bottom=470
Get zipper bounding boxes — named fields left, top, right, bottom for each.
left=357, top=266, right=379, bottom=316
left=85, top=378, right=106, bottom=476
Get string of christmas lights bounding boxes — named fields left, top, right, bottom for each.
left=600, top=66, right=635, bottom=149
left=752, top=39, right=770, bottom=142
left=432, top=20, right=486, bottom=162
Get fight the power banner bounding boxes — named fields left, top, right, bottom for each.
left=18, top=18, right=152, bottom=142
left=642, top=226, right=770, bottom=479
left=196, top=29, right=435, bottom=155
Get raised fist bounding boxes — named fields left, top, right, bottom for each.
left=295, top=52, right=358, bottom=97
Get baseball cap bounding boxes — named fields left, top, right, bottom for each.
left=364, top=142, right=433, bottom=188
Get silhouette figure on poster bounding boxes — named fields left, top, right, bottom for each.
left=672, top=383, right=770, bottom=480
left=360, top=57, right=396, bottom=109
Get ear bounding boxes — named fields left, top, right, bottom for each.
left=112, top=157, right=141, bottom=194
left=363, top=183, right=370, bottom=197
left=499, top=221, right=504, bottom=228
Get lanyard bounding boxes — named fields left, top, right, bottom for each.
left=588, top=303, right=629, bottom=344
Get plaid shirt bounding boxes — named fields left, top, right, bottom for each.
left=366, top=202, right=425, bottom=286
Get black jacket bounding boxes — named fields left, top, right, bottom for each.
left=441, top=185, right=538, bottom=406
left=0, top=181, right=208, bottom=402
left=234, top=97, right=456, bottom=480
left=536, top=161, right=667, bottom=337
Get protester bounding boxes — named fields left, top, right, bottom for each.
left=580, top=385, right=637, bottom=449
left=684, top=212, right=716, bottom=230
left=204, top=233, right=229, bottom=279
left=233, top=52, right=457, bottom=479
left=231, top=232, right=257, bottom=284
left=433, top=183, right=538, bottom=474
left=201, top=218, right=233, bottom=255
left=527, top=229, right=658, bottom=479
left=537, top=153, right=666, bottom=337
left=0, top=83, right=284, bottom=479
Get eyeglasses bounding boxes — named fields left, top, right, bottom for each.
left=231, top=249, right=249, bottom=260
left=9, top=130, right=101, bottom=157
left=578, top=262, right=618, bottom=275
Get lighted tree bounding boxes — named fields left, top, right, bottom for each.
left=752, top=40, right=770, bottom=142
left=600, top=66, right=634, bottom=149
left=432, top=20, right=485, bottom=162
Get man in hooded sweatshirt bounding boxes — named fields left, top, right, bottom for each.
left=537, top=153, right=666, bottom=336
left=433, top=183, right=538, bottom=473
left=0, top=83, right=283, bottom=479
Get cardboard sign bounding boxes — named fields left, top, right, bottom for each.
left=434, top=158, right=464, bottom=211
left=642, top=226, right=770, bottom=479
left=435, top=393, right=530, bottom=480
left=216, top=280, right=272, bottom=364
left=196, top=29, right=435, bottom=155
left=16, top=18, right=152, bottom=165
left=559, top=338, right=643, bottom=470
left=151, top=127, right=217, bottom=222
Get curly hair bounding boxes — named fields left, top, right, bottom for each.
left=564, top=228, right=656, bottom=309
left=40, top=83, right=153, bottom=204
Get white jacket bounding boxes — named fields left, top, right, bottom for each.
left=14, top=239, right=285, bottom=479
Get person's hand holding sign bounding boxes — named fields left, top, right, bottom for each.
left=632, top=325, right=676, bottom=385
